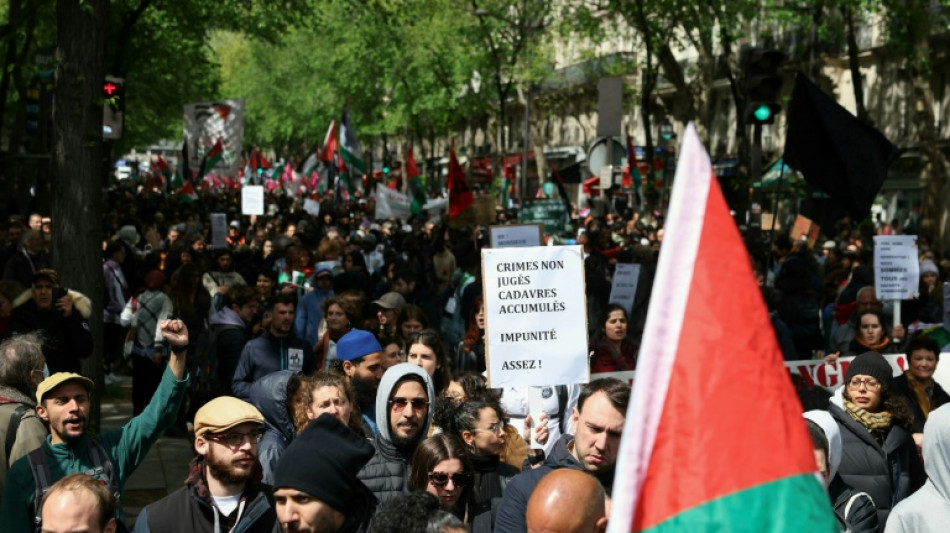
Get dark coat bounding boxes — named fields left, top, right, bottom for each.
left=829, top=403, right=922, bottom=525
left=355, top=434, right=412, bottom=505
left=232, top=330, right=315, bottom=400
left=892, top=373, right=950, bottom=433
left=5, top=293, right=93, bottom=374
left=468, top=454, right=518, bottom=533
left=828, top=475, right=879, bottom=533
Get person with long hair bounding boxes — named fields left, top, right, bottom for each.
left=845, top=309, right=902, bottom=355
left=313, top=295, right=356, bottom=369
left=408, top=434, right=474, bottom=520
left=455, top=296, right=485, bottom=373
left=303, top=370, right=365, bottom=436
left=829, top=351, right=924, bottom=524
left=588, top=303, right=638, bottom=373
left=396, top=304, right=428, bottom=344
left=407, top=329, right=451, bottom=395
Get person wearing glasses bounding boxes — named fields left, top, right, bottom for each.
left=133, top=395, right=279, bottom=532
left=409, top=434, right=474, bottom=520
left=829, top=351, right=923, bottom=526
left=443, top=396, right=518, bottom=533
left=357, top=363, right=435, bottom=503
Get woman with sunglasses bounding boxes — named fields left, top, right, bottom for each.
left=445, top=396, right=519, bottom=533
left=830, top=351, right=923, bottom=525
left=409, top=434, right=474, bottom=520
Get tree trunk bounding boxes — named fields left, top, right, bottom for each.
left=53, top=0, right=109, bottom=432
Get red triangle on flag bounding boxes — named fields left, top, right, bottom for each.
left=608, top=124, right=835, bottom=532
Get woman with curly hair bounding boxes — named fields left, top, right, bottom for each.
left=830, top=351, right=924, bottom=524
left=302, top=370, right=366, bottom=436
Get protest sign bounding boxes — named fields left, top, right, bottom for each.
left=184, top=99, right=245, bottom=177
left=241, top=185, right=264, bottom=215
left=873, top=235, right=919, bottom=300
left=303, top=198, right=321, bottom=216
left=490, top=224, right=542, bottom=248
left=790, top=214, right=820, bottom=248
left=520, top=199, right=569, bottom=235
left=609, top=263, right=641, bottom=315
left=210, top=213, right=227, bottom=249
left=374, top=183, right=445, bottom=221
left=482, top=245, right=588, bottom=387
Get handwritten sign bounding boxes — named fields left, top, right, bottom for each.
left=609, top=263, right=641, bottom=315
left=241, top=185, right=264, bottom=215
left=490, top=224, right=543, bottom=248
left=482, top=245, right=588, bottom=387
left=873, top=235, right=919, bottom=300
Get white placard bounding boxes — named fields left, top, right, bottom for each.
left=303, top=198, right=321, bottom=216
left=490, top=224, right=543, bottom=248
left=873, top=235, right=919, bottom=300
left=482, top=245, right=589, bottom=387
left=210, top=213, right=228, bottom=249
left=373, top=183, right=446, bottom=222
left=241, top=185, right=265, bottom=215
left=609, top=263, right=641, bottom=316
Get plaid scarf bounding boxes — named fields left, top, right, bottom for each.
left=843, top=399, right=892, bottom=445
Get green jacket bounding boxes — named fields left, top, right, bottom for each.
left=0, top=366, right=188, bottom=532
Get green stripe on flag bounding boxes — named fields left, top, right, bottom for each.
left=640, top=475, right=837, bottom=533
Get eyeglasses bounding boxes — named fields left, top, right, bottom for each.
left=389, top=397, right=429, bottom=411
left=847, top=378, right=882, bottom=391
left=473, top=421, right=505, bottom=434
left=206, top=428, right=265, bottom=447
left=428, top=472, right=472, bottom=487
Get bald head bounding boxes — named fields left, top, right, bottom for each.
left=526, top=469, right=608, bottom=533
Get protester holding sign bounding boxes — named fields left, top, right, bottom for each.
left=588, top=303, right=638, bottom=373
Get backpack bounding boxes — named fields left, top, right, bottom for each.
left=441, top=271, right=475, bottom=347
left=27, top=439, right=129, bottom=533
left=4, top=402, right=31, bottom=462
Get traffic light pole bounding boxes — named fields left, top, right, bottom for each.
left=750, top=122, right=762, bottom=186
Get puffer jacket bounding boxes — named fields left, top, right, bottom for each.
left=133, top=455, right=277, bottom=533
left=356, top=364, right=434, bottom=504
left=247, top=370, right=296, bottom=484
left=829, top=403, right=920, bottom=526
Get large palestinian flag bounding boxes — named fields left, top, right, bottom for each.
left=606, top=125, right=836, bottom=532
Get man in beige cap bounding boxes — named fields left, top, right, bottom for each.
left=134, top=396, right=278, bottom=532
left=0, top=319, right=190, bottom=532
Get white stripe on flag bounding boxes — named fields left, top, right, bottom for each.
left=607, top=124, right=714, bottom=533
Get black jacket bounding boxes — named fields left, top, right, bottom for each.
left=133, top=456, right=278, bottom=533
left=468, top=454, right=518, bottom=533
left=5, top=296, right=93, bottom=374
left=892, top=373, right=950, bottom=434
left=829, top=403, right=922, bottom=526
left=494, top=435, right=614, bottom=533
left=828, top=475, right=879, bottom=533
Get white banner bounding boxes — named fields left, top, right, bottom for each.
left=873, top=235, right=920, bottom=300
left=490, top=224, right=543, bottom=248
left=609, top=263, right=641, bottom=316
left=482, top=245, right=588, bottom=387
left=184, top=99, right=245, bottom=177
left=373, top=183, right=445, bottom=221
left=241, top=186, right=264, bottom=215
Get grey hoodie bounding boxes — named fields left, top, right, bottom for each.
left=885, top=404, right=950, bottom=532
left=358, top=363, right=435, bottom=503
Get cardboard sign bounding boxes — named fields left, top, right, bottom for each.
left=790, top=214, right=820, bottom=248
left=490, top=224, right=543, bottom=248
left=482, top=245, right=588, bottom=387
left=873, top=235, right=920, bottom=300
left=609, top=263, right=641, bottom=316
left=210, top=213, right=227, bottom=249
left=241, top=185, right=264, bottom=215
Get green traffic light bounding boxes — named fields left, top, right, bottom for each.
left=383, top=166, right=390, bottom=174
left=753, top=104, right=772, bottom=122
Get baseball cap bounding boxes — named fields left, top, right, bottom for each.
left=372, top=292, right=406, bottom=310
left=194, top=396, right=264, bottom=436
left=36, top=373, right=94, bottom=404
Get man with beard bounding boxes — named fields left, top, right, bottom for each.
left=495, top=378, right=629, bottom=533
left=332, top=329, right=385, bottom=438
left=357, top=363, right=434, bottom=503
left=0, top=319, right=190, bottom=532
left=134, top=396, right=278, bottom=532
left=233, top=294, right=315, bottom=400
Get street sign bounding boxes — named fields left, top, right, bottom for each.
left=521, top=199, right=569, bottom=235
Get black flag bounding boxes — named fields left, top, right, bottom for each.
left=784, top=73, right=900, bottom=219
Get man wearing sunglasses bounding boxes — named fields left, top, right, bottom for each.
left=134, top=395, right=279, bottom=532
left=357, top=363, right=435, bottom=503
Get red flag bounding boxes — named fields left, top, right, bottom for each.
left=251, top=150, right=271, bottom=171
left=320, top=121, right=338, bottom=163
left=447, top=141, right=472, bottom=218
left=406, top=147, right=420, bottom=179
left=607, top=124, right=835, bottom=532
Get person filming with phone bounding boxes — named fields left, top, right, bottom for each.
left=2, top=269, right=93, bottom=374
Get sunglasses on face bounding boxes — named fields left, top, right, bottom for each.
left=389, top=397, right=429, bottom=411
left=428, top=472, right=471, bottom=487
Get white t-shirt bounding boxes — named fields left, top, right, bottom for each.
left=499, top=385, right=580, bottom=457
left=212, top=494, right=241, bottom=517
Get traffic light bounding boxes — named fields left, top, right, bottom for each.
left=743, top=49, right=784, bottom=125
left=102, top=75, right=124, bottom=140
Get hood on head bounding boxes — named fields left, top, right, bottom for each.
left=804, top=410, right=841, bottom=482
left=209, top=306, right=246, bottom=327
left=924, top=404, right=950, bottom=497
left=247, top=370, right=297, bottom=441
left=375, top=363, right=435, bottom=444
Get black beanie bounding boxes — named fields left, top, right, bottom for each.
left=273, top=413, right=375, bottom=513
left=845, top=351, right=894, bottom=390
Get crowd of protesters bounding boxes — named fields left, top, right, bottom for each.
left=0, top=181, right=947, bottom=532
